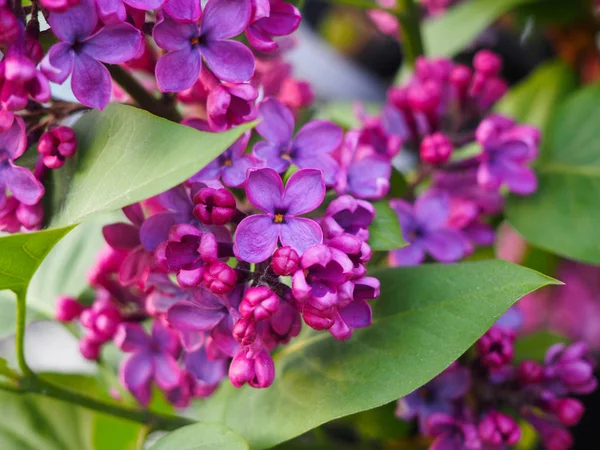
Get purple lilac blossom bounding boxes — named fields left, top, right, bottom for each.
left=153, top=0, right=255, bottom=92
left=246, top=0, right=301, bottom=52
left=234, top=167, right=325, bottom=263
left=253, top=98, right=342, bottom=185
left=41, top=0, right=143, bottom=109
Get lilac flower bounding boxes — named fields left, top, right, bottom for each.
left=41, top=0, right=143, bottom=109
left=321, top=194, right=375, bottom=242
left=102, top=204, right=154, bottom=286
left=543, top=342, right=597, bottom=395
left=115, top=320, right=181, bottom=405
left=95, top=0, right=165, bottom=24
left=229, top=348, right=275, bottom=388
left=476, top=115, right=539, bottom=195
left=188, top=131, right=257, bottom=188
left=234, top=168, right=325, bottom=263
left=478, top=411, right=521, bottom=446
left=477, top=326, right=515, bottom=369
left=389, top=192, right=469, bottom=266
left=161, top=0, right=201, bottom=23
left=396, top=363, right=470, bottom=431
left=425, top=413, right=481, bottom=450
left=253, top=98, right=342, bottom=185
left=184, top=346, right=228, bottom=396
left=334, top=130, right=391, bottom=199
left=0, top=115, right=44, bottom=206
left=246, top=0, right=301, bottom=53
left=153, top=0, right=255, bottom=92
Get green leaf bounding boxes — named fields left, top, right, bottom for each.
left=514, top=331, right=568, bottom=363
left=506, top=84, right=600, bottom=264
left=50, top=104, right=255, bottom=227
left=192, top=260, right=556, bottom=449
left=495, top=60, right=577, bottom=130
left=0, top=227, right=74, bottom=295
left=423, top=0, right=536, bottom=57
left=313, top=102, right=380, bottom=129
left=0, top=375, right=96, bottom=450
left=368, top=201, right=406, bottom=251
left=151, top=423, right=249, bottom=450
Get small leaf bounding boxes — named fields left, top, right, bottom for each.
left=368, top=201, right=406, bottom=251
left=151, top=423, right=249, bottom=450
left=192, top=260, right=556, bottom=449
left=0, top=357, right=18, bottom=379
left=506, top=84, right=600, bottom=263
left=423, top=0, right=537, bottom=57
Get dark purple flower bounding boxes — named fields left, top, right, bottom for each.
left=95, top=0, right=165, bottom=24
left=389, top=192, right=469, bottom=266
left=192, top=187, right=236, bottom=226
left=396, top=363, right=470, bottom=431
left=253, top=98, right=342, bottom=184
left=234, top=168, right=325, bottom=263
left=477, top=326, right=515, bottom=369
left=0, top=115, right=44, bottom=206
left=425, top=413, right=481, bottom=450
left=246, top=0, right=301, bottom=53
left=334, top=130, right=391, bottom=199
left=41, top=0, right=143, bottom=109
left=153, top=0, right=255, bottom=92
left=115, top=320, right=181, bottom=405
left=188, top=131, right=257, bottom=188
left=525, top=414, right=573, bottom=450
left=476, top=115, right=539, bottom=195
left=321, top=194, right=375, bottom=242
left=184, top=346, right=228, bottom=396
left=543, top=342, right=597, bottom=395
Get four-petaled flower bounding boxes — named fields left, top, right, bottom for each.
left=234, top=167, right=325, bottom=263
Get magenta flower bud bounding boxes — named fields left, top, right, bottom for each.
left=203, top=261, right=236, bottom=294
left=407, top=82, right=440, bottom=113
left=473, top=50, right=503, bottom=76
left=239, top=286, right=280, bottom=321
left=478, top=411, right=521, bottom=445
left=0, top=9, right=19, bottom=44
left=271, top=246, right=300, bottom=276
left=79, top=336, right=101, bottom=360
left=518, top=360, right=544, bottom=384
left=16, top=201, right=43, bottom=230
left=40, top=0, right=80, bottom=12
left=38, top=126, right=77, bottom=169
left=449, top=64, right=472, bottom=89
left=420, top=132, right=453, bottom=164
left=551, top=397, right=585, bottom=426
left=193, top=187, right=236, bottom=225
left=229, top=349, right=275, bottom=389
left=232, top=318, right=257, bottom=346
left=477, top=326, right=515, bottom=368
left=55, top=295, right=84, bottom=322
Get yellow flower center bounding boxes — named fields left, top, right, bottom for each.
left=223, top=159, right=233, bottom=167
left=274, top=213, right=284, bottom=223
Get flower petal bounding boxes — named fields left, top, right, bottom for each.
left=389, top=242, right=425, bottom=266
left=185, top=347, right=227, bottom=384
left=5, top=164, right=44, bottom=205
left=153, top=14, right=197, bottom=51
left=282, top=168, right=325, bottom=215
left=256, top=98, right=294, bottom=145
left=340, top=298, right=372, bottom=329
left=0, top=115, right=26, bottom=160
left=121, top=352, right=153, bottom=390
left=153, top=353, right=181, bottom=389
left=48, top=0, right=98, bottom=42
left=279, top=217, right=323, bottom=255
left=167, top=301, right=226, bottom=331
left=201, top=0, right=251, bottom=40
left=415, top=192, right=450, bottom=230
left=201, top=40, right=254, bottom=83
left=102, top=222, right=140, bottom=250
left=82, top=23, right=143, bottom=64
left=71, top=54, right=112, bottom=110
left=40, top=43, right=74, bottom=85
left=114, top=323, right=151, bottom=352
left=252, top=141, right=289, bottom=173
left=294, top=154, right=340, bottom=186
left=222, top=156, right=255, bottom=187
left=162, top=0, right=201, bottom=22
left=424, top=229, right=468, bottom=263
left=347, top=155, right=391, bottom=199
left=293, top=120, right=343, bottom=156
left=156, top=48, right=201, bottom=93
left=233, top=214, right=279, bottom=263
left=139, top=212, right=179, bottom=251
left=245, top=167, right=283, bottom=212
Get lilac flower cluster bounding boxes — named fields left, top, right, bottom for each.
left=381, top=52, right=539, bottom=265
left=57, top=162, right=380, bottom=404
left=397, top=321, right=597, bottom=450
left=0, top=0, right=309, bottom=230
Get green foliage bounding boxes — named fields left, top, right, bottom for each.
left=369, top=201, right=406, bottom=251
left=507, top=84, right=600, bottom=264
left=423, top=0, right=537, bottom=57
left=151, top=423, right=249, bottom=450
left=191, top=261, right=556, bottom=449
left=514, top=331, right=569, bottom=363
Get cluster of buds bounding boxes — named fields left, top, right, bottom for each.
left=397, top=319, right=597, bottom=450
